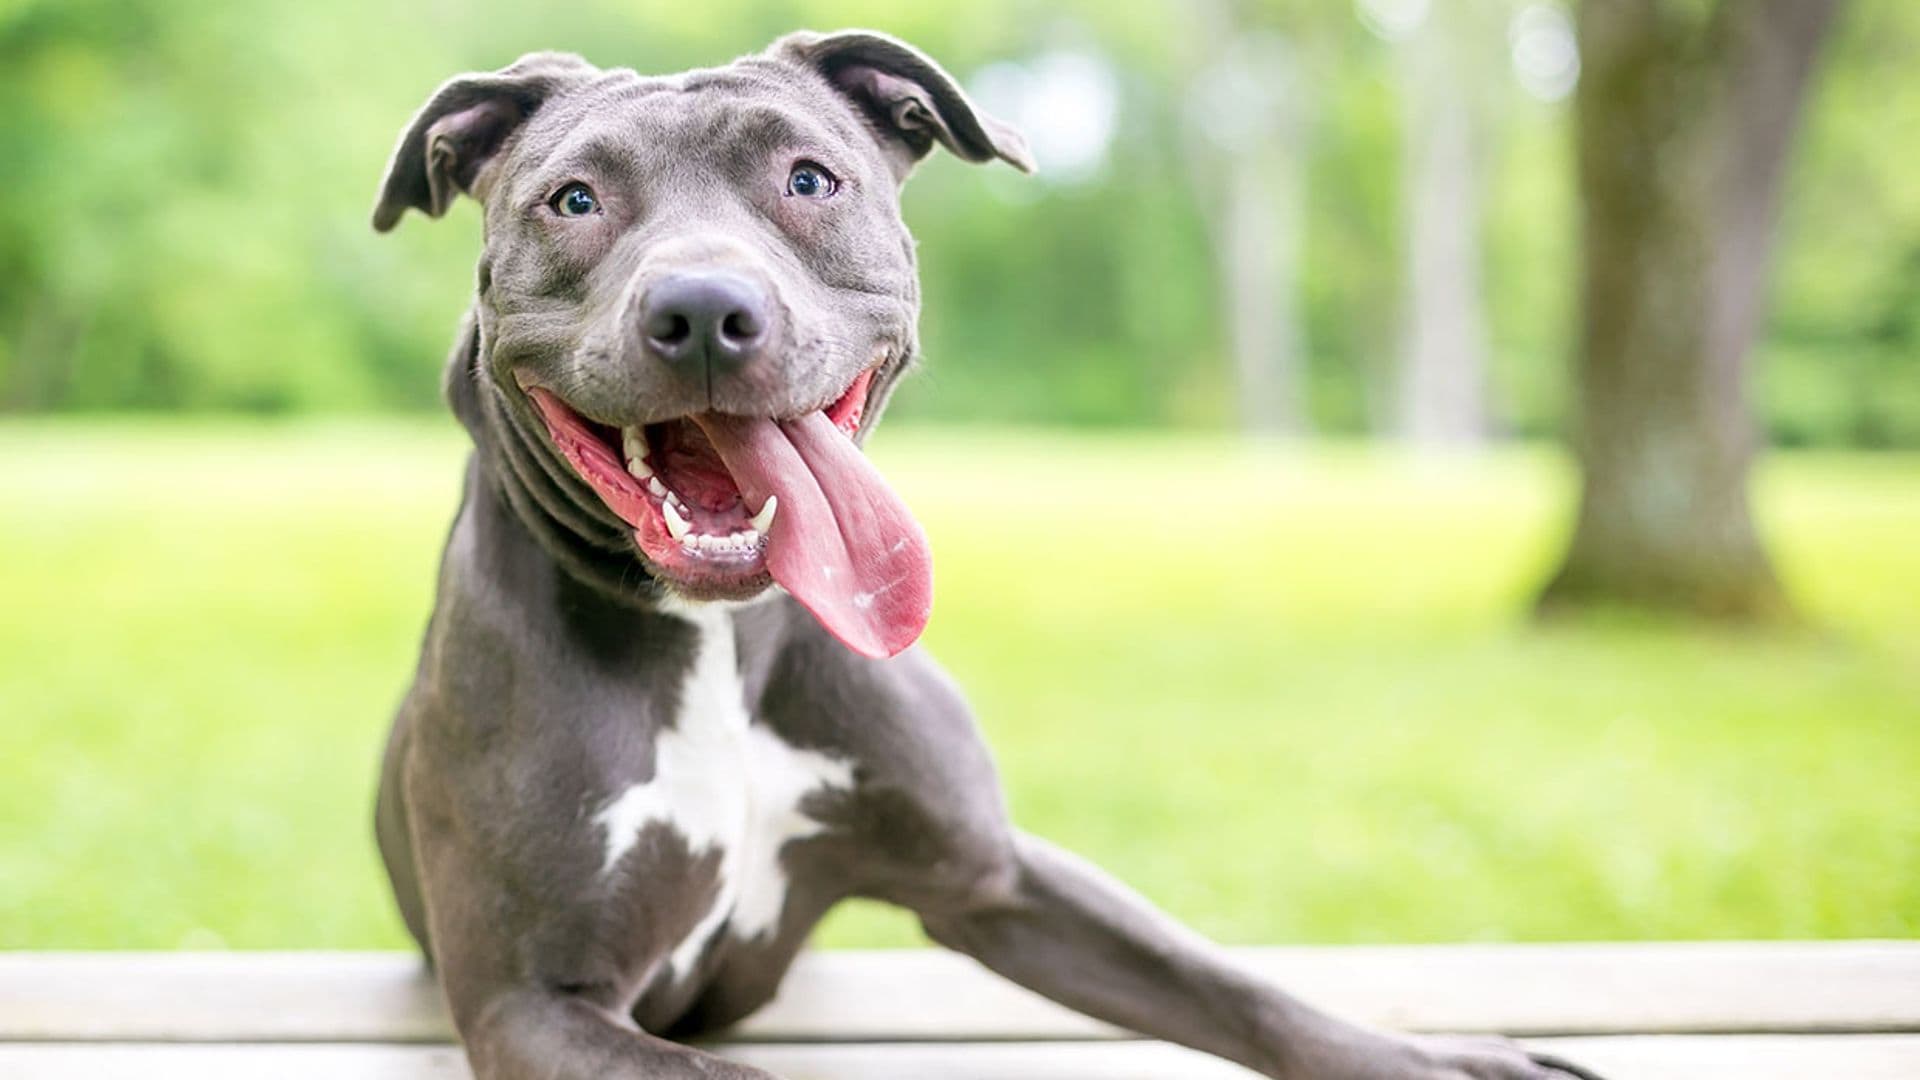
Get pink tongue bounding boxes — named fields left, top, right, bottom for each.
left=692, top=410, right=931, bottom=659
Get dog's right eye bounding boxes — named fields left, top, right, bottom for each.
left=550, top=183, right=599, bottom=217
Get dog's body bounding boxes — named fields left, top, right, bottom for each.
left=372, top=31, right=1597, bottom=1080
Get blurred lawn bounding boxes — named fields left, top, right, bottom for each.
left=1, top=419, right=1915, bottom=951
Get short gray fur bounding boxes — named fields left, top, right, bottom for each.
left=370, top=29, right=1603, bottom=1080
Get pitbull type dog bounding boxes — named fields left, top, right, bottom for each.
left=371, top=29, right=1600, bottom=1080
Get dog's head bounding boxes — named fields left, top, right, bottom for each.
left=374, top=31, right=1031, bottom=657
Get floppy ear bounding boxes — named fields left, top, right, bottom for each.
left=372, top=52, right=596, bottom=232
left=773, top=30, right=1035, bottom=178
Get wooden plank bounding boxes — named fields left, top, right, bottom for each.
left=3, top=942, right=1916, bottom=1044
left=0, top=952, right=451, bottom=1044
left=2, top=1036, right=1919, bottom=1080
left=744, top=941, right=1920, bottom=1041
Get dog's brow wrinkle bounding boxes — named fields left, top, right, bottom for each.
left=566, top=140, right=640, bottom=183
left=687, top=105, right=814, bottom=162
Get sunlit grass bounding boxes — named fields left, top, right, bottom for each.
left=1, top=419, right=1915, bottom=951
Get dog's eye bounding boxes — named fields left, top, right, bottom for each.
left=785, top=162, right=837, bottom=199
left=550, top=183, right=599, bottom=217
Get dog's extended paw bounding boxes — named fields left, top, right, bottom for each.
left=1403, top=1034, right=1608, bottom=1080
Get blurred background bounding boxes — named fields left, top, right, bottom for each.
left=1, top=0, right=1914, bottom=951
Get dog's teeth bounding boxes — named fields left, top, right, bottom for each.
left=622, top=428, right=653, bottom=479
left=647, top=477, right=668, bottom=499
left=662, top=500, right=691, bottom=541
left=738, top=528, right=761, bottom=548
left=749, top=495, right=778, bottom=534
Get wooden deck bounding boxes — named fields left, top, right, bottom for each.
left=3, top=942, right=1917, bottom=1077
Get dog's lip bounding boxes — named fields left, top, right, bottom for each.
left=510, top=346, right=891, bottom=430
left=522, top=384, right=773, bottom=593
left=516, top=358, right=883, bottom=593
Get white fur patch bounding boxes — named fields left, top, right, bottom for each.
left=593, top=603, right=854, bottom=981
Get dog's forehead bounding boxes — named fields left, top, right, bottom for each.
left=516, top=58, right=873, bottom=179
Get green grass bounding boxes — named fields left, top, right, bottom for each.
left=1, top=420, right=1915, bottom=951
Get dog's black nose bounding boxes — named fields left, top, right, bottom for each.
left=639, top=272, right=771, bottom=372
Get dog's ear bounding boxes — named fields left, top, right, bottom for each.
left=773, top=30, right=1035, bottom=178
left=372, top=52, right=596, bottom=232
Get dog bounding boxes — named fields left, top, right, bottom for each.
left=369, top=29, right=1601, bottom=1080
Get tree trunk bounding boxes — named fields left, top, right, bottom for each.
left=1395, top=1, right=1490, bottom=447
left=1183, top=10, right=1310, bottom=437
left=1538, top=0, right=1844, bottom=618
left=1219, top=126, right=1308, bottom=435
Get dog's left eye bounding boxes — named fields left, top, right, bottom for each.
left=786, top=162, right=837, bottom=199
left=550, top=183, right=599, bottom=217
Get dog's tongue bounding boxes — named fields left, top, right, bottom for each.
left=692, top=410, right=930, bottom=659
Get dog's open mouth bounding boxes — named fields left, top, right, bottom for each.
left=522, top=369, right=931, bottom=659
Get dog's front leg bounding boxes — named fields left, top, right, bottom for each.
left=408, top=771, right=783, bottom=1080
left=447, top=985, right=779, bottom=1080
left=919, top=833, right=1599, bottom=1080
left=421, top=892, right=781, bottom=1080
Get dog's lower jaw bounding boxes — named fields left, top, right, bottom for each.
left=654, top=572, right=776, bottom=605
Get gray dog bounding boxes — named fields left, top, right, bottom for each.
left=370, top=29, right=1600, bottom=1080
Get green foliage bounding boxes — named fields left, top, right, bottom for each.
left=0, top=0, right=1915, bottom=442
left=2, top=422, right=1916, bottom=948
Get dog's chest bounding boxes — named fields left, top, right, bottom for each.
left=592, top=605, right=853, bottom=981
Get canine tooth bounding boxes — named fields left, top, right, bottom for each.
left=662, top=500, right=691, bottom=541
left=749, top=495, right=778, bottom=534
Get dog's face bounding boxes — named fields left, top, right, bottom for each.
left=374, top=32, right=1030, bottom=658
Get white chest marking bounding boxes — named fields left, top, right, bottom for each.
left=593, top=604, right=854, bottom=981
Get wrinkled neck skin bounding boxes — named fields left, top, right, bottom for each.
left=442, top=309, right=911, bottom=614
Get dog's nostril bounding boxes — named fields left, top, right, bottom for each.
left=720, top=310, right=761, bottom=343
left=648, top=313, right=692, bottom=347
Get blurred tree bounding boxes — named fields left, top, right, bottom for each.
left=1186, top=11, right=1311, bottom=435
left=1539, top=0, right=1844, bottom=619
left=1385, top=0, right=1495, bottom=447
